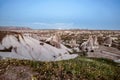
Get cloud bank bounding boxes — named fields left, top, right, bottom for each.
left=32, top=22, right=76, bottom=29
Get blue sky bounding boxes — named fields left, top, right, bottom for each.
left=0, top=0, right=120, bottom=29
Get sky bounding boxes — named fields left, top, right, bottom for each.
left=0, top=0, right=120, bottom=30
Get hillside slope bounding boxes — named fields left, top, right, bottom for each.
left=0, top=56, right=119, bottom=80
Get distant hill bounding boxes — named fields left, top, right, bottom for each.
left=0, top=26, right=32, bottom=30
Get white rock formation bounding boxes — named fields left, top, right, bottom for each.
left=46, top=33, right=61, bottom=48
left=70, top=39, right=78, bottom=48
left=114, top=59, right=120, bottom=63
left=104, top=35, right=112, bottom=47
left=93, top=35, right=99, bottom=49
left=0, top=34, right=78, bottom=61
left=81, top=35, right=99, bottom=52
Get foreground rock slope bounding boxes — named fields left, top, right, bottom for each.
left=0, top=33, right=77, bottom=61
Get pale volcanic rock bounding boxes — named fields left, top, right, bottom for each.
left=81, top=35, right=99, bottom=52
left=0, top=34, right=78, bottom=61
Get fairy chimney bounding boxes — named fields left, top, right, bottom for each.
left=81, top=35, right=99, bottom=52
left=104, top=35, right=112, bottom=47
left=70, top=39, right=78, bottom=48
left=46, top=33, right=61, bottom=48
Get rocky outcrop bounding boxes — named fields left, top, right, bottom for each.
left=104, top=35, right=112, bottom=47
left=46, top=33, right=61, bottom=48
left=81, top=35, right=99, bottom=52
left=0, top=33, right=77, bottom=61
left=69, top=39, right=78, bottom=48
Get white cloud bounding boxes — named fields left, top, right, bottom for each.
left=32, top=22, right=75, bottom=29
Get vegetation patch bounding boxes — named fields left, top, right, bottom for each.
left=0, top=56, right=119, bottom=80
